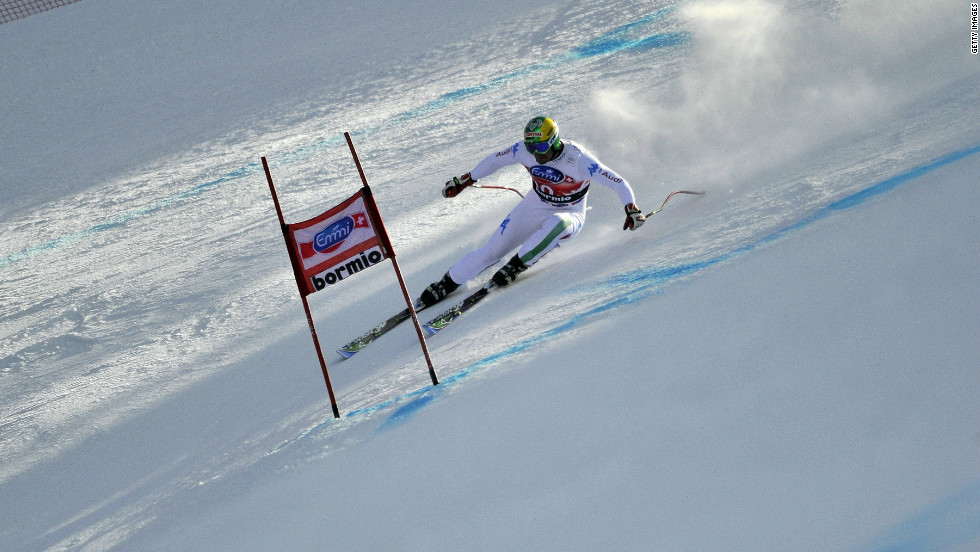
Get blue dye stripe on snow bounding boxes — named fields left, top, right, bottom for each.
left=376, top=392, right=440, bottom=432
left=0, top=8, right=687, bottom=269
left=0, top=161, right=262, bottom=269
left=853, top=481, right=980, bottom=552
left=365, top=145, right=979, bottom=431
left=386, top=6, right=685, bottom=126
left=606, top=145, right=980, bottom=296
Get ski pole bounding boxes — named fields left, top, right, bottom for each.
left=472, top=184, right=525, bottom=198
left=645, top=190, right=704, bottom=217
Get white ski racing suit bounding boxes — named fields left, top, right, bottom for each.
left=447, top=139, right=637, bottom=284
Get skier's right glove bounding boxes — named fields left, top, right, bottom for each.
left=442, top=173, right=476, bottom=198
left=623, top=203, right=646, bottom=231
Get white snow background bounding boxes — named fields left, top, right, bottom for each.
left=1, top=0, right=977, bottom=550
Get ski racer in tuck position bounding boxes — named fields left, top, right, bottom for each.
left=416, top=116, right=646, bottom=308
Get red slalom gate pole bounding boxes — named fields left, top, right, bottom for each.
left=344, top=132, right=439, bottom=386
left=262, top=156, right=341, bottom=418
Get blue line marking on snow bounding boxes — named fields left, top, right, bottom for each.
left=381, top=7, right=686, bottom=130
left=596, top=145, right=980, bottom=300
left=376, top=391, right=440, bottom=432
left=344, top=383, right=437, bottom=420
left=0, top=8, right=686, bottom=270
left=0, top=161, right=263, bottom=269
left=852, top=481, right=980, bottom=552
left=363, top=145, right=980, bottom=430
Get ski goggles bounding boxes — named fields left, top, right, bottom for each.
left=524, top=140, right=553, bottom=154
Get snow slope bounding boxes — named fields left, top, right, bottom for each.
left=0, top=0, right=977, bottom=550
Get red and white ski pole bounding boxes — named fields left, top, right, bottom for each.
left=645, top=190, right=704, bottom=217
left=472, top=183, right=525, bottom=198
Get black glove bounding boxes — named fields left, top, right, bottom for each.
left=442, top=173, right=476, bottom=198
left=623, top=203, right=646, bottom=231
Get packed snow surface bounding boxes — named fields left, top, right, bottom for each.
left=0, top=0, right=977, bottom=550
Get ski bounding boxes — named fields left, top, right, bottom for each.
left=337, top=303, right=424, bottom=359
left=340, top=280, right=498, bottom=356
left=423, top=282, right=496, bottom=336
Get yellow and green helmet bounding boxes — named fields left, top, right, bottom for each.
left=523, top=116, right=560, bottom=155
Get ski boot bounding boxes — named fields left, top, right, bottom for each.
left=491, top=255, right=528, bottom=287
left=417, top=272, right=460, bottom=308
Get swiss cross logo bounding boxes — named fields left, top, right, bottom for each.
left=299, top=212, right=369, bottom=259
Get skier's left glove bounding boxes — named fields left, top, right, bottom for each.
left=442, top=173, right=476, bottom=198
left=623, top=203, right=646, bottom=231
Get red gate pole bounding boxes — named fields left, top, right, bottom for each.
left=344, top=133, right=439, bottom=386
left=262, top=156, right=342, bottom=418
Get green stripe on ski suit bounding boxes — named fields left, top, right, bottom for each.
left=519, top=216, right=573, bottom=266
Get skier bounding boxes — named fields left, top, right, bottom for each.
left=416, top=116, right=645, bottom=308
